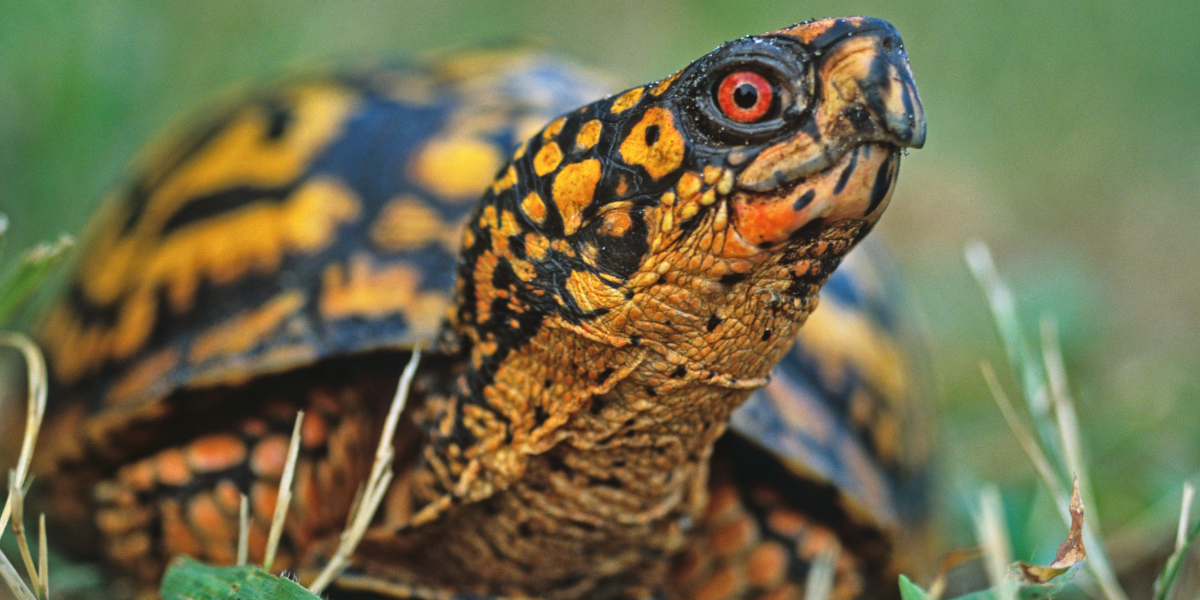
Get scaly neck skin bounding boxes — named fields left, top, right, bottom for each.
left=370, top=221, right=864, bottom=599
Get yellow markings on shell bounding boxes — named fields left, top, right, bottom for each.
left=533, top=141, right=564, bottom=176
left=619, top=106, right=685, bottom=181
left=319, top=253, right=447, bottom=338
left=649, top=71, right=681, bottom=96
left=521, top=192, right=548, bottom=226
left=491, top=165, right=519, bottom=194
left=104, top=348, right=180, bottom=407
left=564, top=270, right=625, bottom=313
left=542, top=116, right=566, bottom=140
left=551, top=159, right=602, bottom=236
left=189, top=291, right=306, bottom=365
left=370, top=194, right=456, bottom=252
left=410, top=136, right=503, bottom=200
left=47, top=177, right=362, bottom=385
left=78, top=84, right=359, bottom=308
left=796, top=297, right=907, bottom=417
left=610, top=87, right=644, bottom=114
left=154, top=177, right=361, bottom=312
left=575, top=119, right=602, bottom=150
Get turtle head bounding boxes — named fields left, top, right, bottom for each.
left=454, top=16, right=924, bottom=375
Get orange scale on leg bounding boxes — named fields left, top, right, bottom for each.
left=155, top=447, right=193, bottom=487
left=251, top=482, right=280, bottom=523
left=691, top=564, right=745, bottom=600
left=745, top=541, right=789, bottom=589
left=214, top=479, right=243, bottom=515
left=300, top=410, right=329, bottom=450
left=120, top=458, right=157, bottom=491
left=161, top=499, right=203, bottom=557
left=711, top=515, right=759, bottom=558
left=187, top=492, right=236, bottom=550
left=251, top=433, right=290, bottom=479
left=756, top=583, right=802, bottom=600
left=185, top=433, right=247, bottom=473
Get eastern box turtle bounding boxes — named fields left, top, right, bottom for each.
left=27, top=16, right=928, bottom=600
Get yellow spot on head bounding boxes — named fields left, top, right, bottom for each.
left=576, top=120, right=602, bottom=151
left=649, top=72, right=682, bottom=96
left=542, top=116, right=566, bottom=140
left=551, top=159, right=602, bottom=236
left=598, top=210, right=633, bottom=237
left=491, top=165, right=519, bottom=194
left=521, top=192, right=548, bottom=226
left=619, top=107, right=685, bottom=181
left=533, top=141, right=564, bottom=176
left=610, top=87, right=644, bottom=114
left=410, top=136, right=502, bottom=200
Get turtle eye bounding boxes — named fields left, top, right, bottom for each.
left=716, top=71, right=774, bottom=123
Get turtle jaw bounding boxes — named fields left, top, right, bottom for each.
left=725, top=17, right=924, bottom=252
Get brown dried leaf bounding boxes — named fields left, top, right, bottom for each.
left=1015, top=475, right=1088, bottom=584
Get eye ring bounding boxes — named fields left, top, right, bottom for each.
left=716, top=71, right=774, bottom=123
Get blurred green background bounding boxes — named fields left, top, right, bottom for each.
left=1, top=0, right=1198, bottom=595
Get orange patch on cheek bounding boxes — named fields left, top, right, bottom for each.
left=551, top=159, right=602, bottom=235
left=730, top=192, right=812, bottom=251
left=619, top=107, right=685, bottom=181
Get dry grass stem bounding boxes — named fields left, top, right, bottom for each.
left=237, top=494, right=250, bottom=566
left=1177, top=484, right=1195, bottom=553
left=802, top=543, right=838, bottom=600
left=308, top=348, right=422, bottom=594
left=0, top=332, right=47, bottom=533
left=37, top=515, right=46, bottom=600
left=9, top=474, right=41, bottom=595
left=0, top=549, right=36, bottom=600
left=980, top=362, right=1067, bottom=501
left=973, top=486, right=1016, bottom=600
left=264, top=410, right=305, bottom=572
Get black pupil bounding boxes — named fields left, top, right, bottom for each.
left=733, top=82, right=759, bottom=109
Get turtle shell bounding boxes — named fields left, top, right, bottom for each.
left=31, top=38, right=929, bottom=596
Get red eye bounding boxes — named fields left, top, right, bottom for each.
left=716, top=71, right=773, bottom=123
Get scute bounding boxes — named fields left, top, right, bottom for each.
left=38, top=54, right=614, bottom=415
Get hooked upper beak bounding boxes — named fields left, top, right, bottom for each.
left=736, top=17, right=926, bottom=192
left=809, top=17, right=926, bottom=149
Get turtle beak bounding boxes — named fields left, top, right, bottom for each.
left=808, top=17, right=926, bottom=149
left=726, top=18, right=925, bottom=252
